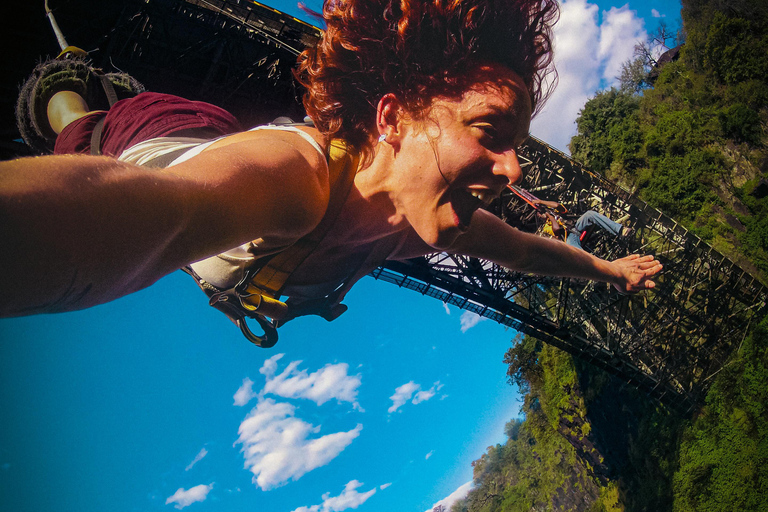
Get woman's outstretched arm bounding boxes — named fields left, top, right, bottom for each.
left=0, top=134, right=328, bottom=316
left=448, top=210, right=662, bottom=293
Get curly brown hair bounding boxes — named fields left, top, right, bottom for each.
left=295, top=0, right=558, bottom=162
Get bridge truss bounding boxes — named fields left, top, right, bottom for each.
left=78, top=0, right=320, bottom=127
left=376, top=137, right=768, bottom=411
left=30, top=0, right=768, bottom=411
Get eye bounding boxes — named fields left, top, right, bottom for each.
left=474, top=123, right=498, bottom=140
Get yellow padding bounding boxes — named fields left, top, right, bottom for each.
left=247, top=139, right=359, bottom=296
left=239, top=289, right=289, bottom=320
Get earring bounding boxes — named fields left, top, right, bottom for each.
left=378, top=133, right=387, bottom=143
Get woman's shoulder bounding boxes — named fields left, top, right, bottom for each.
left=203, top=124, right=327, bottom=165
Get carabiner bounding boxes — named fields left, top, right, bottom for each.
left=237, top=315, right=279, bottom=348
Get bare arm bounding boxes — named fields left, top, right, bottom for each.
left=0, top=134, right=329, bottom=316
left=448, top=210, right=661, bottom=293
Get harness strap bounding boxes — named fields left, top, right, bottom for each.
left=508, top=184, right=542, bottom=210
left=97, top=73, right=119, bottom=107
left=240, top=139, right=359, bottom=301
left=203, top=139, right=360, bottom=347
left=279, top=234, right=396, bottom=325
left=88, top=74, right=121, bottom=156
left=89, top=116, right=106, bottom=156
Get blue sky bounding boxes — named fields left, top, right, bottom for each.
left=0, top=1, right=681, bottom=511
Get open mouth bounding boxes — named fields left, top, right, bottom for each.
left=449, top=188, right=493, bottom=229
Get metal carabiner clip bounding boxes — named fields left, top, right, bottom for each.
left=207, top=289, right=281, bottom=348
left=236, top=314, right=279, bottom=348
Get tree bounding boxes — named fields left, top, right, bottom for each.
left=618, top=57, right=650, bottom=94
left=635, top=21, right=682, bottom=69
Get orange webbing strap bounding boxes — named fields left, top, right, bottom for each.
left=237, top=139, right=360, bottom=314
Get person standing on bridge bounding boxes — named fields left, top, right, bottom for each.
left=0, top=0, right=662, bottom=344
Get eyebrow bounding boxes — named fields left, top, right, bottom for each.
left=468, top=101, right=529, bottom=124
left=472, top=105, right=531, bottom=143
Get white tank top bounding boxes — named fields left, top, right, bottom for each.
left=118, top=126, right=329, bottom=296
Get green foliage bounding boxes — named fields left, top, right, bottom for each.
left=737, top=182, right=768, bottom=275
left=673, top=317, right=768, bottom=511
left=641, top=150, right=722, bottom=223
left=503, top=335, right=542, bottom=394
left=618, top=58, right=650, bottom=94
left=458, top=315, right=768, bottom=512
left=702, top=12, right=768, bottom=85
left=718, top=103, right=764, bottom=145
left=570, top=88, right=644, bottom=183
left=458, top=335, right=688, bottom=512
left=456, top=342, right=605, bottom=512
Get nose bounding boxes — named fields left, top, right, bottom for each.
left=492, top=148, right=523, bottom=187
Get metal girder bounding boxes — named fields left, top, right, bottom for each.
left=91, top=0, right=318, bottom=125
left=376, top=137, right=768, bottom=412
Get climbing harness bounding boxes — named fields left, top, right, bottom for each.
left=183, top=139, right=393, bottom=348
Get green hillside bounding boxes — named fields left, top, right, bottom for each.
left=570, top=0, right=768, bottom=281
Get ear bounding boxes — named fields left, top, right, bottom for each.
left=376, top=94, right=408, bottom=147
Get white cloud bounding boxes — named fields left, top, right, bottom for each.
left=442, top=302, right=451, bottom=315
left=425, top=451, right=433, bottom=460
left=235, top=398, right=362, bottom=490
left=290, top=480, right=377, bottom=512
left=459, top=311, right=487, bottom=332
left=598, top=6, right=647, bottom=83
left=388, top=381, right=441, bottom=412
left=260, top=354, right=363, bottom=411
left=651, top=8, right=664, bottom=18
left=165, top=484, right=213, bottom=509
left=413, top=388, right=436, bottom=404
left=259, top=353, right=284, bottom=377
left=414, top=381, right=443, bottom=404
left=425, top=481, right=473, bottom=512
left=379, top=483, right=392, bottom=490
left=530, top=0, right=647, bottom=153
left=233, top=377, right=256, bottom=407
left=184, top=448, right=208, bottom=471
left=387, top=381, right=420, bottom=413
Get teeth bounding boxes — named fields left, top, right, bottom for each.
left=469, top=190, right=489, bottom=203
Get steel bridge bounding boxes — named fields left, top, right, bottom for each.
left=23, top=0, right=768, bottom=411
left=376, top=137, right=768, bottom=411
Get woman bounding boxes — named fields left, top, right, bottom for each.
left=0, top=0, right=661, bottom=332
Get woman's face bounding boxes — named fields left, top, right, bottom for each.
left=389, top=64, right=532, bottom=249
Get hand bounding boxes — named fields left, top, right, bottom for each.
left=610, top=254, right=663, bottom=294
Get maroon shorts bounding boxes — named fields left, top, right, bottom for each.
left=54, top=92, right=242, bottom=156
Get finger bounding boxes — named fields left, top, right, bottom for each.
left=643, top=263, right=663, bottom=275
